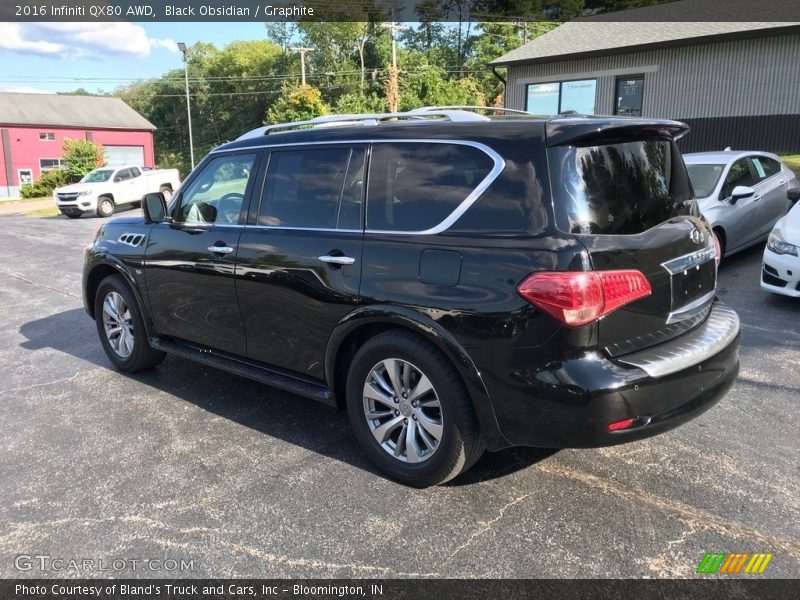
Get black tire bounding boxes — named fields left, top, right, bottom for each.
left=345, top=330, right=484, bottom=487
left=94, top=275, right=165, bottom=372
left=65, top=213, right=82, bottom=219
left=159, top=186, right=173, bottom=202
left=97, top=196, right=115, bottom=218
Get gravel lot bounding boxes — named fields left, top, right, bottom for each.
left=0, top=212, right=798, bottom=578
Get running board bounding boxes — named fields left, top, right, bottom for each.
left=149, top=337, right=336, bottom=406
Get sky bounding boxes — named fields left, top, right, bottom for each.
left=0, top=22, right=270, bottom=94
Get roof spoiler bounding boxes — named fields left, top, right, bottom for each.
left=546, top=117, right=689, bottom=147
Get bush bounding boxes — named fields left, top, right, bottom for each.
left=62, top=138, right=104, bottom=180
left=156, top=151, right=189, bottom=179
left=264, top=84, right=329, bottom=125
left=20, top=169, right=69, bottom=198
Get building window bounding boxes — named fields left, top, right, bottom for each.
left=39, top=158, right=63, bottom=172
left=615, top=76, right=645, bottom=117
left=526, top=79, right=597, bottom=115
left=39, top=132, right=55, bottom=141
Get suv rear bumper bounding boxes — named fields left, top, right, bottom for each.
left=473, top=300, right=740, bottom=448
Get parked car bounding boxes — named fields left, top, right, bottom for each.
left=683, top=151, right=799, bottom=259
left=761, top=189, right=800, bottom=297
left=54, top=165, right=180, bottom=218
left=83, top=109, right=740, bottom=487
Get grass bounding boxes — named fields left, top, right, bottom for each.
left=0, top=195, right=51, bottom=204
left=24, top=206, right=61, bottom=217
left=779, top=155, right=800, bottom=177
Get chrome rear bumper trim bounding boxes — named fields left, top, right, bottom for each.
left=618, top=302, right=739, bottom=378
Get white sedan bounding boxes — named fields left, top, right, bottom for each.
left=762, top=192, right=800, bottom=297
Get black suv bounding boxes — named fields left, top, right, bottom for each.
left=83, top=108, right=740, bottom=487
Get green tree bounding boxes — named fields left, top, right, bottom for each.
left=61, top=138, right=104, bottom=180
left=264, top=85, right=330, bottom=125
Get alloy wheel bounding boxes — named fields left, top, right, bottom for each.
left=102, top=291, right=134, bottom=358
left=362, top=358, right=443, bottom=463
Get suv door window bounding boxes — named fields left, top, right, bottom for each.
left=115, top=169, right=131, bottom=182
left=176, top=153, right=256, bottom=225
left=259, top=146, right=364, bottom=230
left=750, top=156, right=781, bottom=181
left=366, top=142, right=495, bottom=232
left=720, top=158, right=755, bottom=199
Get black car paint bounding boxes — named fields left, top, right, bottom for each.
left=84, top=117, right=739, bottom=452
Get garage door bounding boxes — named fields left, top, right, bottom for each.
left=104, top=145, right=144, bottom=167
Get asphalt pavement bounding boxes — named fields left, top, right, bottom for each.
left=0, top=212, right=798, bottom=578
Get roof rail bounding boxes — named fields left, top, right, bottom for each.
left=235, top=109, right=493, bottom=140
left=415, top=105, right=534, bottom=116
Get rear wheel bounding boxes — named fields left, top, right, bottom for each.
left=97, top=196, right=115, bottom=218
left=94, top=275, right=165, bottom=372
left=345, top=330, right=483, bottom=487
left=159, top=186, right=173, bottom=202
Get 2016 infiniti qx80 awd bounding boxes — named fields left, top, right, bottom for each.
left=84, top=108, right=740, bottom=487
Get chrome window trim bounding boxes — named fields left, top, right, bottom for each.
left=210, top=138, right=506, bottom=236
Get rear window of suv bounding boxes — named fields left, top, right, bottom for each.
left=366, top=142, right=495, bottom=232
left=549, top=139, right=693, bottom=235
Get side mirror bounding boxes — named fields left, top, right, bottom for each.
left=788, top=188, right=800, bottom=203
left=729, top=186, right=755, bottom=204
left=143, top=192, right=168, bottom=224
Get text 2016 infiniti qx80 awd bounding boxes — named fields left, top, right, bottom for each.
left=83, top=108, right=740, bottom=487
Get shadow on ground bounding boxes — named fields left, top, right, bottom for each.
left=19, top=308, right=555, bottom=486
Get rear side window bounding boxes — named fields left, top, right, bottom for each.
left=549, top=139, right=693, bottom=235
left=366, top=142, right=495, bottom=232
left=751, top=156, right=781, bottom=181
left=260, top=147, right=365, bottom=230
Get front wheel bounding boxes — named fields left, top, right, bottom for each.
left=94, top=275, right=165, bottom=372
left=97, top=197, right=115, bottom=218
left=345, top=330, right=484, bottom=487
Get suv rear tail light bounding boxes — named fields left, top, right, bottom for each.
left=517, top=270, right=652, bottom=327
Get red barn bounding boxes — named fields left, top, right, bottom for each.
left=0, top=93, right=156, bottom=197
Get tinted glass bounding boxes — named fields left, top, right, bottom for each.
left=550, top=139, right=693, bottom=235
left=720, top=159, right=755, bottom=199
left=129, top=167, right=141, bottom=178
left=116, top=169, right=131, bottom=181
left=686, top=164, right=725, bottom=198
left=259, top=147, right=364, bottom=229
left=177, top=153, right=255, bottom=225
left=751, top=156, right=781, bottom=181
left=366, top=143, right=494, bottom=232
left=560, top=79, right=596, bottom=114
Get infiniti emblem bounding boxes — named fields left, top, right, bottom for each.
left=690, top=228, right=705, bottom=245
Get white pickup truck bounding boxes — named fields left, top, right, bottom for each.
left=54, top=166, right=181, bottom=218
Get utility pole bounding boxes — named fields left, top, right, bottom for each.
left=381, top=22, right=407, bottom=113
left=177, top=42, right=195, bottom=170
left=290, top=46, right=314, bottom=86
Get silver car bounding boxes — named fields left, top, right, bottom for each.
left=684, top=151, right=799, bottom=258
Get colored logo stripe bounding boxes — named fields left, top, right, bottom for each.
left=697, top=553, right=773, bottom=574
left=745, top=553, right=773, bottom=574
left=697, top=553, right=726, bottom=573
